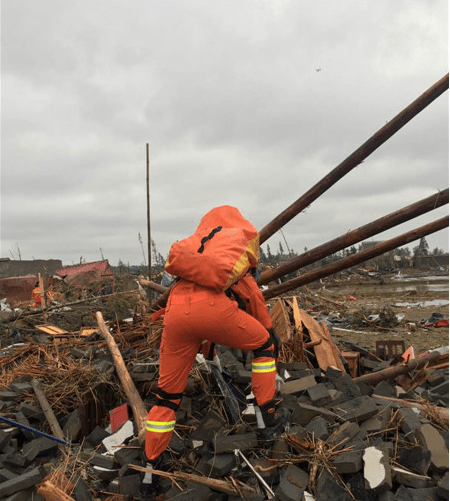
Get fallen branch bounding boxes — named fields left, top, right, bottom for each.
left=129, top=464, right=257, bottom=496
left=371, top=395, right=449, bottom=425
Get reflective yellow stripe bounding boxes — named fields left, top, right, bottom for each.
left=146, top=420, right=176, bottom=433
left=252, top=360, right=276, bottom=373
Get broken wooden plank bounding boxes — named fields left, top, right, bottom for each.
left=36, top=324, right=69, bottom=336
left=269, top=298, right=293, bottom=342
left=295, top=308, right=345, bottom=373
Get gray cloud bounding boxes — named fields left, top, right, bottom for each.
left=1, top=0, right=448, bottom=266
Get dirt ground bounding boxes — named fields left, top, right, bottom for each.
left=301, top=269, right=449, bottom=357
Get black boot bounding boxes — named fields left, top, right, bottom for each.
left=139, top=455, right=162, bottom=501
left=258, top=399, right=290, bottom=440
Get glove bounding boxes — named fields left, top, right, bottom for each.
left=268, top=328, right=280, bottom=362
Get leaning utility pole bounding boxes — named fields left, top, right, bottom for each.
left=146, top=143, right=152, bottom=279
left=263, top=216, right=449, bottom=300
left=258, top=188, right=449, bottom=286
left=258, top=73, right=449, bottom=245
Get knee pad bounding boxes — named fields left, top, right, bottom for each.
left=154, top=388, right=184, bottom=412
left=252, top=337, right=274, bottom=359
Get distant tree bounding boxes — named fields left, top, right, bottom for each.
left=432, top=247, right=444, bottom=255
left=279, top=242, right=284, bottom=255
left=266, top=244, right=273, bottom=261
left=414, top=237, right=429, bottom=256
left=259, top=247, right=267, bottom=263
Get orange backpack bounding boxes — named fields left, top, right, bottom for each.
left=165, top=206, right=259, bottom=292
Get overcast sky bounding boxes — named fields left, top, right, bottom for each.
left=1, top=0, right=448, bottom=269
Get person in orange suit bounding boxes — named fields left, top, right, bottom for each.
left=140, top=209, right=289, bottom=499
left=31, top=282, right=42, bottom=309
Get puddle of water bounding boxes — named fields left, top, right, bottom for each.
left=394, top=299, right=449, bottom=308
left=393, top=284, right=448, bottom=293
left=391, top=274, right=448, bottom=282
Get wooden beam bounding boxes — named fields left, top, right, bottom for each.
left=263, top=216, right=449, bottom=300
left=96, top=311, right=148, bottom=442
left=258, top=74, right=449, bottom=244
left=258, top=188, right=448, bottom=286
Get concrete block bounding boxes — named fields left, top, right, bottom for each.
left=437, top=470, right=448, bottom=499
left=205, top=453, right=235, bottom=477
left=324, top=366, right=344, bottom=380
left=8, top=382, right=32, bottom=394
left=17, top=402, right=44, bottom=421
left=397, top=407, right=421, bottom=439
left=22, top=437, right=58, bottom=462
left=251, top=458, right=279, bottom=484
left=360, top=415, right=384, bottom=433
left=119, top=473, right=141, bottom=497
left=13, top=412, right=34, bottom=440
left=0, top=468, right=17, bottom=482
left=397, top=445, right=431, bottom=475
left=416, top=423, right=449, bottom=472
left=280, top=375, right=317, bottom=395
left=345, top=472, right=374, bottom=501
left=4, top=489, right=44, bottom=501
left=332, top=450, right=363, bottom=474
left=332, top=395, right=379, bottom=423
left=5, top=452, right=27, bottom=467
left=86, top=425, right=110, bottom=446
left=392, top=466, right=433, bottom=488
left=114, top=446, right=141, bottom=467
left=332, top=374, right=361, bottom=399
left=214, top=432, right=258, bottom=454
left=73, top=477, right=93, bottom=501
left=305, top=416, right=329, bottom=440
left=315, top=469, right=352, bottom=500
left=62, top=407, right=81, bottom=442
left=373, top=380, right=397, bottom=398
left=292, top=402, right=337, bottom=426
left=307, top=383, right=332, bottom=407
left=363, top=446, right=392, bottom=494
left=275, top=464, right=309, bottom=501
left=190, top=410, right=225, bottom=442
left=394, top=486, right=440, bottom=501
left=271, top=437, right=291, bottom=459
left=80, top=450, right=116, bottom=469
left=0, top=466, right=43, bottom=498
left=0, top=430, right=11, bottom=451
left=328, top=421, right=360, bottom=448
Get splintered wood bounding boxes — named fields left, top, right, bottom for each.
left=270, top=296, right=345, bottom=373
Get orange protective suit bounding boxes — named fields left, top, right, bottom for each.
left=31, top=286, right=42, bottom=308
left=145, top=274, right=276, bottom=461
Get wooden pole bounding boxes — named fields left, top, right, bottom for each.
left=146, top=143, right=152, bottom=280
left=258, top=74, right=449, bottom=245
left=31, top=379, right=65, bottom=443
left=258, top=189, right=449, bottom=286
left=371, top=395, right=449, bottom=424
left=95, top=311, right=147, bottom=442
left=263, top=216, right=449, bottom=300
left=352, top=350, right=442, bottom=386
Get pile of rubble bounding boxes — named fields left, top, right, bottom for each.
left=0, top=298, right=448, bottom=500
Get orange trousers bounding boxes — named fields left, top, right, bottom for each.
left=145, top=280, right=276, bottom=461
